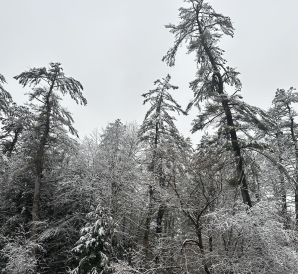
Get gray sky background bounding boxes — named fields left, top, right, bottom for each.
left=1, top=0, right=298, bottom=143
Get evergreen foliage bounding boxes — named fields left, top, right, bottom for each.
left=0, top=74, right=12, bottom=116
left=1, top=2, right=298, bottom=274
left=70, top=208, right=110, bottom=274
left=139, top=74, right=185, bottom=146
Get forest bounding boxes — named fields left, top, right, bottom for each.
left=1, top=0, right=298, bottom=273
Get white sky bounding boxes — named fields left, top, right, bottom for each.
left=1, top=0, right=298, bottom=144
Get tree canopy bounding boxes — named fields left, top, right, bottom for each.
left=1, top=2, right=298, bottom=274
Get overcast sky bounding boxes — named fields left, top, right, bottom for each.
left=1, top=0, right=298, bottom=143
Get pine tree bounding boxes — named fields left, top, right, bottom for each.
left=14, top=63, right=87, bottom=252
left=0, top=74, right=30, bottom=156
left=0, top=74, right=12, bottom=116
left=0, top=104, right=33, bottom=156
left=139, top=74, right=186, bottom=262
left=70, top=208, right=110, bottom=274
left=163, top=0, right=267, bottom=207
left=271, top=87, right=298, bottom=223
left=77, top=121, right=144, bottom=270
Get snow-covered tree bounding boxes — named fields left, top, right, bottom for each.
left=0, top=74, right=12, bottom=116
left=270, top=88, right=298, bottom=223
left=163, top=0, right=268, bottom=207
left=139, top=74, right=186, bottom=266
left=203, top=201, right=298, bottom=274
left=14, top=62, right=87, bottom=249
left=75, top=122, right=144, bottom=270
left=0, top=104, right=33, bottom=156
left=70, top=207, right=110, bottom=274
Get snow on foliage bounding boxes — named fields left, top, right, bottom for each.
left=69, top=207, right=110, bottom=274
left=204, top=201, right=298, bottom=274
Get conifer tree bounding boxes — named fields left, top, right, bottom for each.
left=163, top=0, right=267, bottom=207
left=262, top=106, right=289, bottom=221
left=14, top=63, right=87, bottom=249
left=139, top=74, right=186, bottom=259
left=0, top=74, right=26, bottom=155
left=70, top=208, right=110, bottom=274
left=0, top=104, right=33, bottom=156
left=78, top=121, right=143, bottom=269
left=100, top=119, right=126, bottom=218
left=271, top=87, right=298, bottom=223
left=0, top=74, right=12, bottom=116
left=99, top=119, right=129, bottom=264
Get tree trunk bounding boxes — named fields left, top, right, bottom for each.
left=31, top=76, right=56, bottom=258
left=276, top=132, right=287, bottom=219
left=286, top=104, right=298, bottom=225
left=31, top=139, right=47, bottom=243
left=143, top=185, right=153, bottom=258
left=197, top=226, right=211, bottom=274
left=31, top=177, right=41, bottom=247
left=295, top=188, right=298, bottom=226
left=156, top=204, right=166, bottom=235
left=196, top=15, right=252, bottom=207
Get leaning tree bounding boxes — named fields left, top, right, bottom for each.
left=14, top=63, right=87, bottom=247
left=163, top=0, right=267, bottom=207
